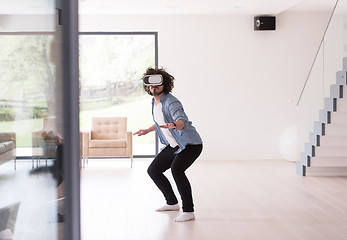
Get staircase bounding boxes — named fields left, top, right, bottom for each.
left=296, top=58, right=347, bottom=176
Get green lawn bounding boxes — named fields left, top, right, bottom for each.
left=0, top=118, right=43, bottom=147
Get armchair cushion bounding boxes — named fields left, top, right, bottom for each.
left=0, top=132, right=16, bottom=145
left=0, top=141, right=15, bottom=155
left=91, top=117, right=127, bottom=140
left=0, top=132, right=16, bottom=167
left=32, top=118, right=58, bottom=159
left=89, top=139, right=127, bottom=148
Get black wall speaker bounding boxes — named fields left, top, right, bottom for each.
left=254, top=16, right=276, bottom=31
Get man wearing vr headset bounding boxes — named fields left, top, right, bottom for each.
left=134, top=67, right=203, bottom=222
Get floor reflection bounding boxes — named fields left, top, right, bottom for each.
left=0, top=160, right=61, bottom=240
left=0, top=202, right=20, bottom=239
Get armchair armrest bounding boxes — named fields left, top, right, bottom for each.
left=126, top=131, right=133, bottom=157
left=32, top=130, right=45, bottom=148
left=80, top=131, right=90, bottom=157
left=0, top=132, right=16, bottom=145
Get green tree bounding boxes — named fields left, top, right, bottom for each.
left=0, top=35, right=55, bottom=118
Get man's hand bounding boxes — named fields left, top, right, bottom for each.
left=160, top=120, right=185, bottom=130
left=159, top=123, right=176, bottom=129
left=134, top=124, right=156, bottom=136
left=133, top=129, right=149, bottom=136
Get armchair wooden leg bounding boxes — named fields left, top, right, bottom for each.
left=81, top=156, right=88, bottom=169
left=84, top=157, right=88, bottom=168
left=80, top=156, right=87, bottom=169
left=131, top=156, right=133, bottom=168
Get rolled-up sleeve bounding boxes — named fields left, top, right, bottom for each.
left=168, top=100, right=188, bottom=123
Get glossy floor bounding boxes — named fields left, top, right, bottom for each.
left=81, top=159, right=347, bottom=240
left=0, top=161, right=60, bottom=240
left=2, top=159, right=347, bottom=239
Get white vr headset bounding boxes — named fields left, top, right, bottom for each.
left=143, top=74, right=163, bottom=86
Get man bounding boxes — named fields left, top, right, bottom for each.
left=134, top=67, right=203, bottom=222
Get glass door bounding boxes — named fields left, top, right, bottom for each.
left=0, top=1, right=67, bottom=239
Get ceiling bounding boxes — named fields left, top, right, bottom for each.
left=0, top=0, right=337, bottom=15
left=79, top=0, right=336, bottom=15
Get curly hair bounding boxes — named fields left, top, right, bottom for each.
left=142, top=67, right=175, bottom=95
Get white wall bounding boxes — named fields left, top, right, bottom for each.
left=79, top=11, right=333, bottom=161
left=0, top=8, right=334, bottom=160
left=81, top=11, right=335, bottom=161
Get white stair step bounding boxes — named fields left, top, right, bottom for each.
left=325, top=124, right=347, bottom=136
left=324, top=98, right=337, bottom=112
left=319, top=110, right=330, bottom=124
left=330, top=84, right=343, bottom=98
left=300, top=153, right=309, bottom=166
left=320, top=135, right=347, bottom=147
left=315, top=146, right=347, bottom=157
left=305, top=166, right=347, bottom=176
left=330, top=112, right=347, bottom=124
left=336, top=71, right=346, bottom=85
left=309, top=132, right=319, bottom=146
left=310, top=156, right=347, bottom=167
left=314, top=121, right=324, bottom=135
left=343, top=57, right=347, bottom=71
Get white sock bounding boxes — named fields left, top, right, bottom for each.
left=155, top=203, right=180, bottom=212
left=174, top=212, right=195, bottom=222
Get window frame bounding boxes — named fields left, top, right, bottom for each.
left=79, top=31, right=159, bottom=158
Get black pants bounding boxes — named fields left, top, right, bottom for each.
left=147, top=144, right=203, bottom=212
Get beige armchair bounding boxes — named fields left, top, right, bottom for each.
left=81, top=117, right=133, bottom=168
left=32, top=118, right=57, bottom=166
left=0, top=132, right=16, bottom=169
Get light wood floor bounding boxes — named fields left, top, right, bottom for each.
left=1, top=159, right=347, bottom=239
left=80, top=159, right=347, bottom=240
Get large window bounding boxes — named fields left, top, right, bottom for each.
left=0, top=34, right=56, bottom=156
left=0, top=33, right=157, bottom=157
left=79, top=33, right=157, bottom=156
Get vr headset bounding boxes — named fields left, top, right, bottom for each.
left=143, top=74, right=163, bottom=86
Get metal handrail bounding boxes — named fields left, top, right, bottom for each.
left=296, top=0, right=339, bottom=106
